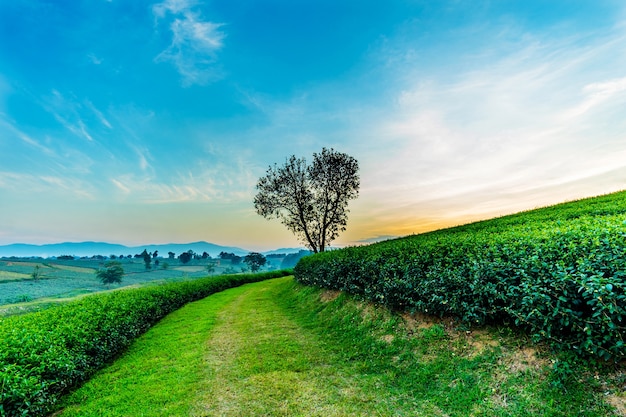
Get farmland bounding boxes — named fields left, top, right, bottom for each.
left=0, top=255, right=288, bottom=312
left=2, top=191, right=626, bottom=416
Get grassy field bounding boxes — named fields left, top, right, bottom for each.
left=54, top=277, right=624, bottom=416
left=0, top=256, right=282, bottom=312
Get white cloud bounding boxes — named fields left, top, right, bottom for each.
left=108, top=153, right=257, bottom=205
left=85, top=100, right=112, bottom=129
left=153, top=0, right=225, bottom=86
left=0, top=118, right=56, bottom=156
left=45, top=90, right=95, bottom=142
left=0, top=171, right=95, bottom=199
left=87, top=53, right=103, bottom=65
left=320, top=18, right=626, bottom=240
left=561, top=76, right=626, bottom=120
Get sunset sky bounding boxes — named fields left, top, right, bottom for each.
left=1, top=0, right=626, bottom=252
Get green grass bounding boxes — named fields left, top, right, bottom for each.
left=54, top=277, right=620, bottom=416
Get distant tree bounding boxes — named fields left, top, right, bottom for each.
left=219, top=252, right=242, bottom=265
left=206, top=263, right=215, bottom=275
left=162, top=262, right=169, bottom=270
left=96, top=261, right=124, bottom=288
left=254, top=148, right=359, bottom=253
left=109, top=254, right=117, bottom=259
left=178, top=251, right=192, bottom=264
left=58, top=255, right=74, bottom=260
left=168, top=251, right=176, bottom=259
left=152, top=250, right=158, bottom=259
left=202, top=251, right=210, bottom=259
left=155, top=259, right=160, bottom=268
left=280, top=250, right=312, bottom=269
left=244, top=252, right=266, bottom=273
left=31, top=265, right=41, bottom=280
left=141, top=249, right=151, bottom=270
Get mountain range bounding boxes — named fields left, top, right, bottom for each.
left=0, top=241, right=304, bottom=259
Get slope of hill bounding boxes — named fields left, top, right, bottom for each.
left=295, top=190, right=626, bottom=361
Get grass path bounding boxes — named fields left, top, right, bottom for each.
left=193, top=277, right=388, bottom=416
left=56, top=276, right=619, bottom=416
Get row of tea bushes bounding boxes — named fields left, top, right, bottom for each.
left=295, top=192, right=626, bottom=361
left=0, top=270, right=292, bottom=417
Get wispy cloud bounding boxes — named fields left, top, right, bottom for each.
left=0, top=117, right=56, bottom=156
left=109, top=155, right=256, bottom=204
left=85, top=99, right=112, bottom=129
left=362, top=22, right=626, bottom=206
left=0, top=171, right=95, bottom=199
left=153, top=0, right=225, bottom=86
left=87, top=53, right=103, bottom=65
left=45, top=90, right=95, bottom=142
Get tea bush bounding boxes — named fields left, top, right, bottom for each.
left=0, top=270, right=291, bottom=417
left=295, top=191, right=626, bottom=361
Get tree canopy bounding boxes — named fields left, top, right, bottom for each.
left=96, top=261, right=124, bottom=287
left=254, top=148, right=359, bottom=253
left=244, top=252, right=267, bottom=272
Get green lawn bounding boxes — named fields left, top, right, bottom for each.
left=54, top=277, right=622, bottom=416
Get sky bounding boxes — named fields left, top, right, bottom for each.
left=1, top=0, right=626, bottom=252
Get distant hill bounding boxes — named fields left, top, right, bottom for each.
left=0, top=241, right=259, bottom=258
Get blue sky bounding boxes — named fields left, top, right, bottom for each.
left=1, top=0, right=626, bottom=251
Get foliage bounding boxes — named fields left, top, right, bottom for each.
left=0, top=270, right=292, bottom=417
left=95, top=261, right=124, bottom=287
left=280, top=250, right=311, bottom=269
left=218, top=252, right=242, bottom=264
left=30, top=265, right=41, bottom=280
left=178, top=251, right=192, bottom=264
left=57, top=277, right=616, bottom=416
left=141, top=249, right=151, bottom=270
left=243, top=252, right=266, bottom=272
left=294, top=190, right=626, bottom=361
left=254, top=148, right=359, bottom=253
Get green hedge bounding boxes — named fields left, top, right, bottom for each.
left=295, top=192, right=626, bottom=361
left=0, top=270, right=291, bottom=417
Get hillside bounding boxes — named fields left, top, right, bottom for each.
left=295, top=190, right=626, bottom=361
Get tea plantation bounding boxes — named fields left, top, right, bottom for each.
left=295, top=190, right=626, bottom=361
left=0, top=270, right=292, bottom=416
left=0, top=256, right=275, bottom=310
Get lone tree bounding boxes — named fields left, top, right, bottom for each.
left=254, top=148, right=359, bottom=253
left=244, top=252, right=266, bottom=273
left=96, top=261, right=124, bottom=288
left=141, top=249, right=152, bottom=270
